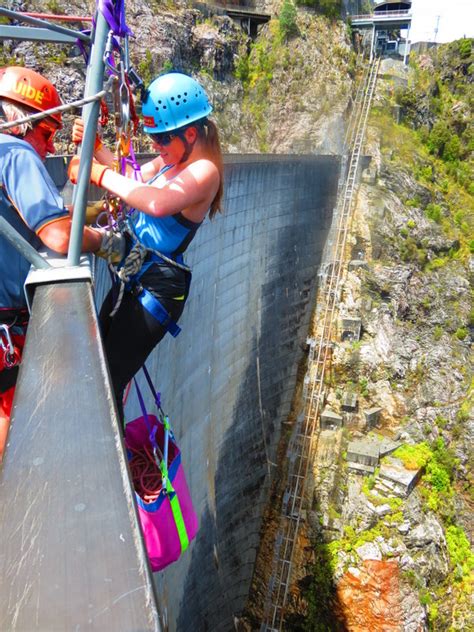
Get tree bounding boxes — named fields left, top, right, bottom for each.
left=279, top=0, right=298, bottom=40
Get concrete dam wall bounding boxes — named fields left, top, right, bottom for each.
left=49, top=154, right=339, bottom=630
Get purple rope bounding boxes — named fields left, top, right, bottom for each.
left=98, top=0, right=133, bottom=37
left=134, top=378, right=161, bottom=456
left=75, top=30, right=92, bottom=63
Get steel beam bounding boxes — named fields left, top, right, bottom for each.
left=0, top=217, right=51, bottom=270
left=0, top=281, right=161, bottom=631
left=0, top=7, right=90, bottom=42
left=67, top=9, right=109, bottom=266
left=0, top=24, right=80, bottom=43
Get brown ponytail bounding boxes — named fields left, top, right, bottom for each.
left=198, top=119, right=224, bottom=219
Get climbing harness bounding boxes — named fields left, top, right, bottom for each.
left=133, top=286, right=181, bottom=338
left=105, top=236, right=183, bottom=337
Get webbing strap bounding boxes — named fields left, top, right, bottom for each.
left=98, top=0, right=132, bottom=37
left=134, top=378, right=162, bottom=461
left=168, top=483, right=190, bottom=553
left=137, top=288, right=181, bottom=337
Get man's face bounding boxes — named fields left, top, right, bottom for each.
left=23, top=121, right=58, bottom=161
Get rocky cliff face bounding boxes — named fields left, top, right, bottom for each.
left=290, top=53, right=473, bottom=631
left=2, top=0, right=354, bottom=155
left=2, top=3, right=471, bottom=630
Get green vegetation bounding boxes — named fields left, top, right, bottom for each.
left=234, top=20, right=283, bottom=151
left=446, top=525, right=474, bottom=580
left=304, top=541, right=339, bottom=630
left=279, top=0, right=298, bottom=40
left=425, top=203, right=442, bottom=223
left=296, top=0, right=342, bottom=19
left=454, top=327, right=468, bottom=341
left=392, top=442, right=432, bottom=470
left=136, top=50, right=157, bottom=92
left=46, top=0, right=64, bottom=13
left=43, top=45, right=68, bottom=66
left=374, top=40, right=474, bottom=269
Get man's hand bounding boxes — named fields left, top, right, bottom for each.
left=85, top=200, right=108, bottom=225
left=72, top=118, right=103, bottom=151
left=68, top=156, right=109, bottom=187
left=95, top=228, right=126, bottom=264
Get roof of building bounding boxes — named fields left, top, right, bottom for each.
left=347, top=440, right=380, bottom=458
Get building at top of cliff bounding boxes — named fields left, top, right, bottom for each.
left=351, top=0, right=412, bottom=62
left=374, top=1, right=411, bottom=13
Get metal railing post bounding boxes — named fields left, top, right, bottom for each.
left=67, top=9, right=109, bottom=266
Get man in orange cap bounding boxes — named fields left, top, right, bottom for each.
left=0, top=66, right=104, bottom=460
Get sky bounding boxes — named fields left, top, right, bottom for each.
left=409, top=0, right=474, bottom=43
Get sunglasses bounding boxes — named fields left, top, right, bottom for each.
left=147, top=131, right=179, bottom=146
left=37, top=121, right=57, bottom=144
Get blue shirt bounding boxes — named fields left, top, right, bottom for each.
left=0, top=134, right=68, bottom=309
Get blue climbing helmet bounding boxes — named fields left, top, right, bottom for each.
left=142, top=72, right=212, bottom=134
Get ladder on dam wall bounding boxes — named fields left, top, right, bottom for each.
left=261, top=55, right=381, bottom=632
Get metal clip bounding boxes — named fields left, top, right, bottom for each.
left=0, top=324, right=18, bottom=368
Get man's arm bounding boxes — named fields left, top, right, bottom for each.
left=37, top=217, right=102, bottom=255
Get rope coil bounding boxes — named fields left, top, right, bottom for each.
left=129, top=443, right=171, bottom=503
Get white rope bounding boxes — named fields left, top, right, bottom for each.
left=108, top=240, right=147, bottom=317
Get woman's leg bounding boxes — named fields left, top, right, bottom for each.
left=99, top=290, right=186, bottom=423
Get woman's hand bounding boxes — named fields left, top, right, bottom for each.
left=72, top=118, right=103, bottom=151
left=68, top=156, right=110, bottom=187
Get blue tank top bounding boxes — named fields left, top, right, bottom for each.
left=131, top=166, right=202, bottom=259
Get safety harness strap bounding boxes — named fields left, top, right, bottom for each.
left=137, top=287, right=181, bottom=337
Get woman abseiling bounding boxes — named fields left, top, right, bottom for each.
left=69, top=72, right=224, bottom=421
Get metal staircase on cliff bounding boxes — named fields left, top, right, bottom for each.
left=261, top=55, right=381, bottom=632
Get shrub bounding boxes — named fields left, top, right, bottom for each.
left=426, top=462, right=450, bottom=492
left=455, top=327, right=468, bottom=340
left=457, top=38, right=473, bottom=59
left=393, top=442, right=432, bottom=470
left=234, top=51, right=250, bottom=84
left=446, top=525, right=474, bottom=579
left=432, top=438, right=459, bottom=479
left=395, top=87, right=417, bottom=111
left=427, top=121, right=451, bottom=157
left=435, top=415, right=448, bottom=429
left=425, top=203, right=442, bottom=223
left=443, top=134, right=461, bottom=162
left=279, top=0, right=298, bottom=40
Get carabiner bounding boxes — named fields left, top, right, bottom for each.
left=0, top=324, right=20, bottom=368
left=0, top=324, right=14, bottom=358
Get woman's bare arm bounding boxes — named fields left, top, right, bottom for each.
left=94, top=146, right=163, bottom=182
left=99, top=159, right=219, bottom=218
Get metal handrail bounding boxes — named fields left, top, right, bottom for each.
left=351, top=10, right=411, bottom=19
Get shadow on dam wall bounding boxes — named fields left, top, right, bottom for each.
left=47, top=153, right=339, bottom=631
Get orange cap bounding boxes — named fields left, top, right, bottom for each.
left=0, top=66, right=62, bottom=128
